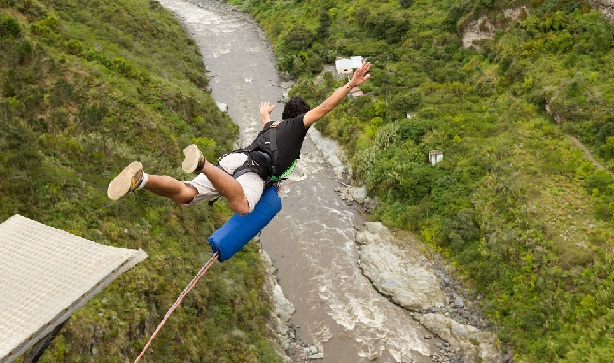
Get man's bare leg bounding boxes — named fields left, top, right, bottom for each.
left=199, top=160, right=250, bottom=215
left=181, top=144, right=251, bottom=215
left=143, top=175, right=199, bottom=205
left=108, top=161, right=198, bottom=204
left=146, top=167, right=250, bottom=214
left=107, top=154, right=248, bottom=211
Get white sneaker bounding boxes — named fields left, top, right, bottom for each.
left=107, top=161, right=144, bottom=200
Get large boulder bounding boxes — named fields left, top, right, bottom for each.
left=356, top=222, right=446, bottom=311
left=417, top=313, right=502, bottom=363
left=356, top=222, right=503, bottom=362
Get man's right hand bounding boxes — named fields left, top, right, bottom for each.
left=349, top=62, right=371, bottom=88
left=303, top=62, right=372, bottom=128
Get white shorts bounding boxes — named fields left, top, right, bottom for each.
left=184, top=153, right=264, bottom=213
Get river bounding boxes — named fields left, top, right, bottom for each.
left=156, top=1, right=444, bottom=361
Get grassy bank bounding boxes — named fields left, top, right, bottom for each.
left=1, top=0, right=281, bottom=361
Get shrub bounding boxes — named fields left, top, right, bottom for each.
left=65, top=39, right=84, bottom=55
left=399, top=0, right=413, bottom=9
left=0, top=13, right=21, bottom=38
left=279, top=24, right=314, bottom=52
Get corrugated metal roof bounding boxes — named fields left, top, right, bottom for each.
left=335, top=56, right=363, bottom=71
left=0, top=215, right=147, bottom=363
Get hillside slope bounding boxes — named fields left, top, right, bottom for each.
left=1, top=0, right=281, bottom=361
left=226, top=0, right=614, bottom=361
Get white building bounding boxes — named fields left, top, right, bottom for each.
left=429, top=150, right=444, bottom=165
left=335, top=56, right=363, bottom=75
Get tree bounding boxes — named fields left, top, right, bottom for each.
left=603, top=136, right=614, bottom=159
left=316, top=10, right=331, bottom=40
left=399, top=0, right=413, bottom=9
left=280, top=25, right=315, bottom=52
left=363, top=10, right=410, bottom=43
left=0, top=14, right=21, bottom=39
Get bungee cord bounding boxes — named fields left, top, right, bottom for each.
left=133, top=251, right=219, bottom=363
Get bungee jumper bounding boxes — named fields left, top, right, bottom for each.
left=107, top=61, right=371, bottom=261
left=110, top=63, right=371, bottom=362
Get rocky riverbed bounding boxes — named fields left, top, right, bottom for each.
left=261, top=122, right=512, bottom=362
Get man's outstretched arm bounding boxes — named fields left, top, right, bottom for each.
left=303, top=62, right=371, bottom=128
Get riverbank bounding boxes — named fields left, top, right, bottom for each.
left=312, top=124, right=509, bottom=363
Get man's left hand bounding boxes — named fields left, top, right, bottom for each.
left=259, top=102, right=275, bottom=115
left=259, top=102, right=275, bottom=125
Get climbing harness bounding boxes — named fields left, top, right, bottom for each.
left=261, top=119, right=297, bottom=187
left=133, top=252, right=219, bottom=363
left=265, top=120, right=296, bottom=187
left=208, top=120, right=297, bottom=207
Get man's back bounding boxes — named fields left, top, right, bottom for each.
left=245, top=114, right=309, bottom=177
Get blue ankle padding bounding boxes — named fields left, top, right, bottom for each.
left=208, top=187, right=282, bottom=262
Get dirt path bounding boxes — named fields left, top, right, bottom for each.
left=567, top=135, right=612, bottom=176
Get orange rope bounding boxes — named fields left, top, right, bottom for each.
left=134, top=252, right=219, bottom=363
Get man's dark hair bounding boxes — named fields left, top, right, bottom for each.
left=282, top=97, right=310, bottom=119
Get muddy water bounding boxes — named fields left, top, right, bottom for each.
left=157, top=0, right=441, bottom=361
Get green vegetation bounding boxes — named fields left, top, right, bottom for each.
left=1, top=0, right=281, bottom=361
left=226, top=0, right=614, bottom=361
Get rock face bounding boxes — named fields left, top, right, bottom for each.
left=418, top=314, right=502, bottom=363
left=260, top=247, right=295, bottom=363
left=307, top=127, right=347, bottom=180
left=357, top=222, right=446, bottom=311
left=462, top=2, right=612, bottom=49
left=356, top=222, right=503, bottom=363
left=591, top=0, right=614, bottom=20
left=462, top=7, right=529, bottom=49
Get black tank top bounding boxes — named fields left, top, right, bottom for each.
left=244, top=114, right=308, bottom=177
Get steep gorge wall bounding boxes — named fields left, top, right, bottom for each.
left=461, top=7, right=529, bottom=48
left=591, top=0, right=614, bottom=19
left=462, top=1, right=612, bottom=48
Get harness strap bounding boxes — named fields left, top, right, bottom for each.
left=269, top=120, right=281, bottom=177
left=231, top=150, right=272, bottom=181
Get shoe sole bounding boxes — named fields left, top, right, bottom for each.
left=182, top=144, right=202, bottom=173
left=107, top=161, right=143, bottom=200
